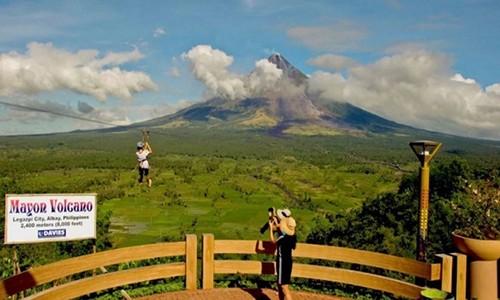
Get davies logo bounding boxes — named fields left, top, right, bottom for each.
left=38, top=229, right=67, bottom=238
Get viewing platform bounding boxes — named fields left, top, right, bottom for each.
left=136, top=288, right=348, bottom=300
left=0, top=234, right=469, bottom=300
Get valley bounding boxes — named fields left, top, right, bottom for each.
left=2, top=127, right=499, bottom=248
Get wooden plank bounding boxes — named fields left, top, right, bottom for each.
left=185, top=234, right=197, bottom=290
left=212, top=260, right=424, bottom=299
left=0, top=242, right=185, bottom=298
left=0, top=236, right=448, bottom=299
left=214, top=261, right=275, bottom=275
left=295, top=243, right=439, bottom=280
left=214, top=240, right=276, bottom=254
left=450, top=253, right=467, bottom=300
left=202, top=234, right=214, bottom=289
left=23, top=263, right=185, bottom=300
left=213, top=241, right=438, bottom=280
left=435, top=254, right=452, bottom=293
left=293, top=264, right=423, bottom=299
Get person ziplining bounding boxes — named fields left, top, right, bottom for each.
left=136, top=130, right=153, bottom=187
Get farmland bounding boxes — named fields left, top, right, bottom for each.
left=2, top=127, right=499, bottom=248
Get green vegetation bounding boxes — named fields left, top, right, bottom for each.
left=1, top=127, right=499, bottom=298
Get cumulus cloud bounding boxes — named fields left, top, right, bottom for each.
left=307, top=50, right=500, bottom=140
left=450, top=73, right=476, bottom=84
left=182, top=45, right=282, bottom=100
left=182, top=45, right=247, bottom=100
left=247, top=59, right=283, bottom=94
left=0, top=42, right=158, bottom=101
left=181, top=45, right=500, bottom=140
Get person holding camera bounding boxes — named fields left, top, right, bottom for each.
left=269, top=208, right=297, bottom=300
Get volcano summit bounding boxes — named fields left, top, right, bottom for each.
left=137, top=53, right=413, bottom=137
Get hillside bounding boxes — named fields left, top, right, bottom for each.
left=132, top=53, right=425, bottom=138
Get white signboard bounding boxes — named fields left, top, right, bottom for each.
left=4, top=194, right=97, bottom=244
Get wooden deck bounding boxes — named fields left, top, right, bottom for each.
left=135, top=288, right=349, bottom=300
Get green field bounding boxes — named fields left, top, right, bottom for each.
left=2, top=127, right=499, bottom=248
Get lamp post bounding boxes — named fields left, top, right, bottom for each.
left=409, top=140, right=442, bottom=262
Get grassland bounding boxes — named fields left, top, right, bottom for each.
left=2, top=127, right=499, bottom=248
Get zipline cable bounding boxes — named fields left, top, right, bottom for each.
left=0, top=100, right=170, bottom=138
left=0, top=100, right=123, bottom=128
left=1, top=100, right=162, bottom=179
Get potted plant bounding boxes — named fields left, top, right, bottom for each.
left=452, top=176, right=500, bottom=242
left=450, top=175, right=500, bottom=299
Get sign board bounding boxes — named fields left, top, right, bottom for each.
left=4, top=194, right=97, bottom=244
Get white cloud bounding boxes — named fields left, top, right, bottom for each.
left=307, top=50, right=500, bottom=140
left=182, top=45, right=247, bottom=100
left=0, top=42, right=158, bottom=102
left=247, top=59, right=283, bottom=94
left=451, top=73, right=476, bottom=84
left=182, top=45, right=282, bottom=100
left=486, top=83, right=500, bottom=96
left=307, top=71, right=346, bottom=101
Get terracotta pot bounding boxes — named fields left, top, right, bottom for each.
left=451, top=232, right=500, bottom=261
left=452, top=232, right=500, bottom=300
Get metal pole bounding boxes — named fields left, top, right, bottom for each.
left=409, top=141, right=441, bottom=262
left=417, top=162, right=430, bottom=262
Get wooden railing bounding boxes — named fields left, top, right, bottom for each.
left=0, top=235, right=197, bottom=300
left=0, top=234, right=466, bottom=300
left=201, top=234, right=466, bottom=300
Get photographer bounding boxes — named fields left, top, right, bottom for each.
left=268, top=208, right=297, bottom=300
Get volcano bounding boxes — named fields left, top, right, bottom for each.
left=136, top=54, right=415, bottom=137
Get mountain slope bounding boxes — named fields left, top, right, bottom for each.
left=135, top=53, right=418, bottom=137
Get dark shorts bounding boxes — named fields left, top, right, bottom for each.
left=138, top=168, right=149, bottom=182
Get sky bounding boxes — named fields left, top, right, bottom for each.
left=1, top=0, right=499, bottom=140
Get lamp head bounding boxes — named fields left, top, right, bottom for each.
left=409, top=140, right=442, bottom=165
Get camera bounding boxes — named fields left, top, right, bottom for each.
left=259, top=207, right=279, bottom=234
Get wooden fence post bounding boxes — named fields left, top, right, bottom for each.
left=202, top=233, right=214, bottom=289
left=451, top=253, right=467, bottom=300
left=435, top=254, right=452, bottom=293
left=185, top=234, right=197, bottom=290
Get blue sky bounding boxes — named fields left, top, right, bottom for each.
left=1, top=0, right=499, bottom=140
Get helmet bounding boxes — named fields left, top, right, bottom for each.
left=136, top=141, right=144, bottom=148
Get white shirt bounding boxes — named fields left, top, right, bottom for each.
left=136, top=150, right=150, bottom=169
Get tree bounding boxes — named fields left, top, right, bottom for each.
left=307, top=158, right=472, bottom=259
